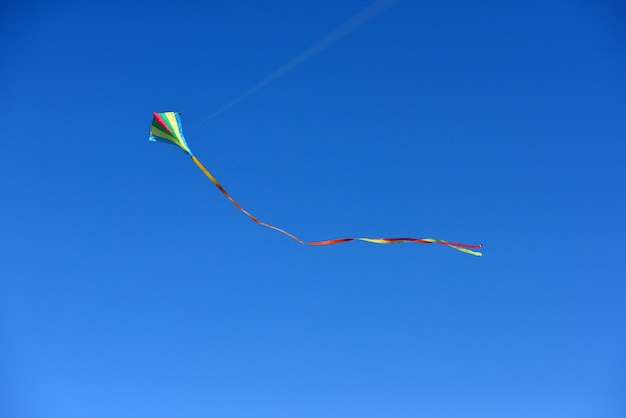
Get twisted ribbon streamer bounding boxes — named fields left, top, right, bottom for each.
left=191, top=155, right=483, bottom=256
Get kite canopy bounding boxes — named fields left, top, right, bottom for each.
left=149, top=111, right=193, bottom=156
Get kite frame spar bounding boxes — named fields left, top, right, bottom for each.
left=149, top=111, right=483, bottom=256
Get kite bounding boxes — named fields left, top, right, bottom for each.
left=149, top=111, right=483, bottom=256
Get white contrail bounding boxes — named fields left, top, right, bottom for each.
left=196, top=0, right=400, bottom=124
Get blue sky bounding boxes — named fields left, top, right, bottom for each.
left=1, top=0, right=625, bottom=417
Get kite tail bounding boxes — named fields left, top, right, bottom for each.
left=191, top=155, right=482, bottom=256
left=306, top=237, right=482, bottom=256
left=191, top=156, right=305, bottom=243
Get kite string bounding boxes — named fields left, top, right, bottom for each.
left=192, top=0, right=401, bottom=126
left=190, top=155, right=482, bottom=255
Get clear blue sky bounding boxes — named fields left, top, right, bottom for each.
left=2, top=1, right=625, bottom=417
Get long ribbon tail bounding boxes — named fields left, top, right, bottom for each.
left=191, top=155, right=482, bottom=256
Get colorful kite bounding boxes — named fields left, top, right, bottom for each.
left=149, top=111, right=482, bottom=256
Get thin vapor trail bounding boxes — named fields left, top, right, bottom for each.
left=196, top=0, right=400, bottom=125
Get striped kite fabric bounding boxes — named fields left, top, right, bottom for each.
left=149, top=111, right=193, bottom=156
